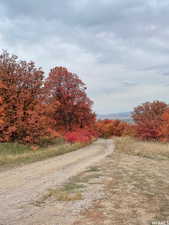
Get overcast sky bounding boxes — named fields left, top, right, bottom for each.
left=0, top=0, right=169, bottom=114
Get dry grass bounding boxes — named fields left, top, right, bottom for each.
left=40, top=189, right=83, bottom=202
left=34, top=182, right=85, bottom=206
left=34, top=167, right=102, bottom=206
left=74, top=138, right=169, bottom=225
left=114, top=136, right=169, bottom=160
left=0, top=140, right=87, bottom=171
left=102, top=153, right=169, bottom=223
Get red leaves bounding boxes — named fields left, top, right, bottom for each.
left=132, top=101, right=167, bottom=123
left=158, top=109, right=169, bottom=142
left=132, top=101, right=168, bottom=141
left=0, top=51, right=95, bottom=145
left=97, top=101, right=169, bottom=143
left=0, top=50, right=50, bottom=144
left=44, top=67, right=96, bottom=132
left=64, top=128, right=97, bottom=143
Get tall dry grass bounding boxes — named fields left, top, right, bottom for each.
left=114, top=136, right=169, bottom=160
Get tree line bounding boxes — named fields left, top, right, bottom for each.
left=0, top=50, right=169, bottom=145
left=0, top=50, right=96, bottom=144
left=96, top=100, right=169, bottom=142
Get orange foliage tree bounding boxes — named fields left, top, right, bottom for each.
left=0, top=51, right=97, bottom=144
left=132, top=101, right=168, bottom=141
left=44, top=67, right=96, bottom=132
left=96, top=119, right=134, bottom=138
left=0, top=50, right=54, bottom=143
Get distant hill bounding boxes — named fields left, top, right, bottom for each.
left=97, top=112, right=133, bottom=123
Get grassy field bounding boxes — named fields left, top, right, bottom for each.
left=0, top=138, right=87, bottom=171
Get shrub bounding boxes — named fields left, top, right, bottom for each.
left=96, top=119, right=134, bottom=138
left=132, top=101, right=168, bottom=141
left=64, top=128, right=97, bottom=143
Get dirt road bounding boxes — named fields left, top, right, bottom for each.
left=0, top=139, right=114, bottom=225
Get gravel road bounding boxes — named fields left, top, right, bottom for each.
left=0, top=139, right=114, bottom=225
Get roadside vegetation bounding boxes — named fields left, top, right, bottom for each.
left=96, top=101, right=169, bottom=143
left=0, top=50, right=98, bottom=169
left=0, top=138, right=87, bottom=170
left=0, top=50, right=96, bottom=146
left=1, top=50, right=169, bottom=164
left=114, top=136, right=169, bottom=160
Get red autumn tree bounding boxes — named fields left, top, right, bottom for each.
left=44, top=67, right=96, bottom=132
left=0, top=96, right=5, bottom=130
left=132, top=101, right=168, bottom=140
left=0, top=50, right=53, bottom=143
left=158, top=109, right=169, bottom=142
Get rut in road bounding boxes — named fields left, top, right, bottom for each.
left=0, top=139, right=114, bottom=225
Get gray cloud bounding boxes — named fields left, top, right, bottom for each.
left=0, top=0, right=169, bottom=113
